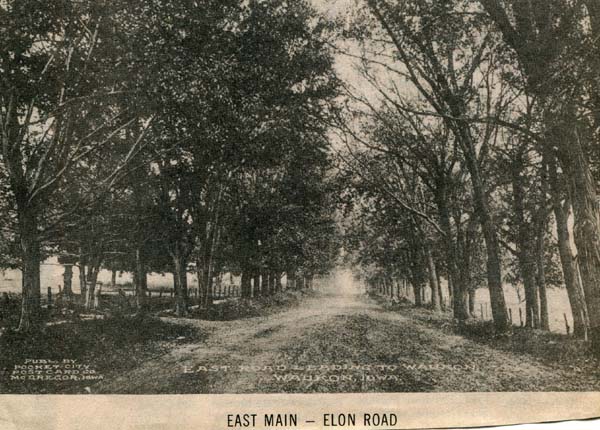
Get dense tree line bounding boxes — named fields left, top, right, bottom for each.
left=0, top=0, right=340, bottom=329
left=336, top=0, right=600, bottom=353
left=3, top=0, right=600, bottom=358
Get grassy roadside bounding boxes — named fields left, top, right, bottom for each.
left=370, top=293, right=600, bottom=387
left=0, top=315, right=204, bottom=394
left=0, top=289, right=314, bottom=394
left=261, top=312, right=600, bottom=392
left=169, top=289, right=317, bottom=321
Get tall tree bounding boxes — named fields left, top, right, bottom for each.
left=0, top=0, right=153, bottom=330
left=479, top=0, right=600, bottom=350
left=342, top=0, right=511, bottom=331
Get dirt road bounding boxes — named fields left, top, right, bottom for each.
left=97, top=271, right=600, bottom=393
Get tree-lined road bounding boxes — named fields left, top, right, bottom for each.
left=97, top=272, right=599, bottom=394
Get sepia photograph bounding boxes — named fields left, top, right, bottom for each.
left=1, top=0, right=600, bottom=426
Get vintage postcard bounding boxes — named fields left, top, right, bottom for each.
left=0, top=0, right=599, bottom=428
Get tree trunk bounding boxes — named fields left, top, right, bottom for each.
left=435, top=89, right=508, bottom=327
left=453, top=220, right=472, bottom=322
left=135, top=248, right=148, bottom=313
left=172, top=250, right=188, bottom=317
left=436, top=272, right=444, bottom=310
left=111, top=269, right=117, bottom=290
left=202, top=254, right=214, bottom=308
left=254, top=271, right=262, bottom=297
left=260, top=271, right=266, bottom=295
left=468, top=289, right=476, bottom=316
left=584, top=0, right=600, bottom=134
left=197, top=250, right=211, bottom=307
left=409, top=267, right=424, bottom=307
left=413, top=282, right=424, bottom=307
left=18, top=221, right=42, bottom=331
left=426, top=247, right=442, bottom=312
left=535, top=155, right=551, bottom=331
left=554, top=200, right=590, bottom=338
left=78, top=247, right=87, bottom=304
left=94, top=285, right=101, bottom=309
left=85, top=263, right=100, bottom=311
left=287, top=271, right=297, bottom=290
left=561, top=142, right=600, bottom=351
left=63, top=265, right=73, bottom=299
left=536, top=228, right=550, bottom=332
left=197, top=258, right=206, bottom=307
left=480, top=218, right=510, bottom=331
left=241, top=270, right=251, bottom=298
left=550, top=152, right=590, bottom=338
left=459, top=127, right=510, bottom=332
left=522, top=265, right=539, bottom=328
left=436, top=193, right=467, bottom=321
left=511, top=153, right=540, bottom=328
